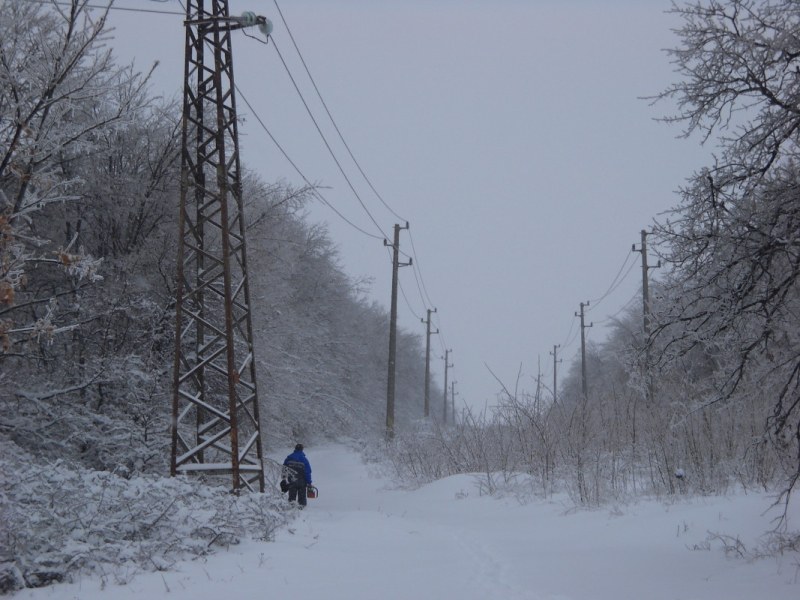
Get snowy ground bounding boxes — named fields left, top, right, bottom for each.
left=11, top=444, right=799, bottom=600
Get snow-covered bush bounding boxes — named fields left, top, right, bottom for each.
left=386, top=414, right=537, bottom=497
left=0, top=439, right=290, bottom=594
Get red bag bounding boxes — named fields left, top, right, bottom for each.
left=306, top=485, right=318, bottom=499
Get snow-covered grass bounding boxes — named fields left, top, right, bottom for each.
left=8, top=444, right=799, bottom=600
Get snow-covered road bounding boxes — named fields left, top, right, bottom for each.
left=270, top=444, right=535, bottom=599
left=13, top=444, right=799, bottom=599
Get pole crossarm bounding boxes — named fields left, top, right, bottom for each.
left=171, top=0, right=266, bottom=493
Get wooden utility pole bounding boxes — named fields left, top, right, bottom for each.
left=421, top=308, right=438, bottom=418
left=442, top=349, right=453, bottom=424
left=385, top=222, right=411, bottom=438
left=171, top=2, right=271, bottom=493
left=575, top=301, right=592, bottom=401
left=634, top=230, right=652, bottom=341
left=632, top=230, right=659, bottom=401
left=550, top=344, right=562, bottom=403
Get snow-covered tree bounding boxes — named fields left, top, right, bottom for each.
left=650, top=0, right=800, bottom=495
left=0, top=0, right=181, bottom=471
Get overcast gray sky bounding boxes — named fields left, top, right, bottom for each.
left=106, top=0, right=712, bottom=413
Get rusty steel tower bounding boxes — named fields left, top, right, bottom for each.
left=170, top=1, right=270, bottom=492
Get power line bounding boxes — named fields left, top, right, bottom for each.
left=386, top=235, right=426, bottom=322
left=269, top=37, right=389, bottom=240
left=408, top=262, right=430, bottom=316
left=559, top=313, right=579, bottom=352
left=394, top=230, right=437, bottom=320
left=236, top=84, right=384, bottom=241
left=254, top=23, right=443, bottom=334
left=271, top=0, right=407, bottom=224
left=431, top=312, right=449, bottom=354
left=558, top=244, right=640, bottom=355
left=25, top=0, right=184, bottom=15
left=407, top=229, right=436, bottom=309
left=269, top=1, right=443, bottom=337
left=591, top=290, right=640, bottom=327
left=398, top=280, right=422, bottom=321
left=239, top=27, right=446, bottom=342
left=590, top=249, right=637, bottom=308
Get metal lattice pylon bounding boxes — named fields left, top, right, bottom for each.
left=170, top=0, right=265, bottom=492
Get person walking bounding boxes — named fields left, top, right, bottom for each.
left=283, top=444, right=312, bottom=507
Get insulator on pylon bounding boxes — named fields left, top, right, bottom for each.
left=237, top=11, right=273, bottom=39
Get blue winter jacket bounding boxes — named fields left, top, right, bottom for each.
left=283, top=450, right=312, bottom=484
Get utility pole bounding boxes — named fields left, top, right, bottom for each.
left=632, top=230, right=660, bottom=401
left=442, top=349, right=453, bottom=424
left=632, top=230, right=652, bottom=343
left=385, top=222, right=411, bottom=439
left=171, top=2, right=272, bottom=493
left=575, top=301, right=592, bottom=401
left=421, top=308, right=438, bottom=418
left=550, top=344, right=562, bottom=403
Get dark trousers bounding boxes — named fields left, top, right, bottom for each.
left=288, top=482, right=307, bottom=506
